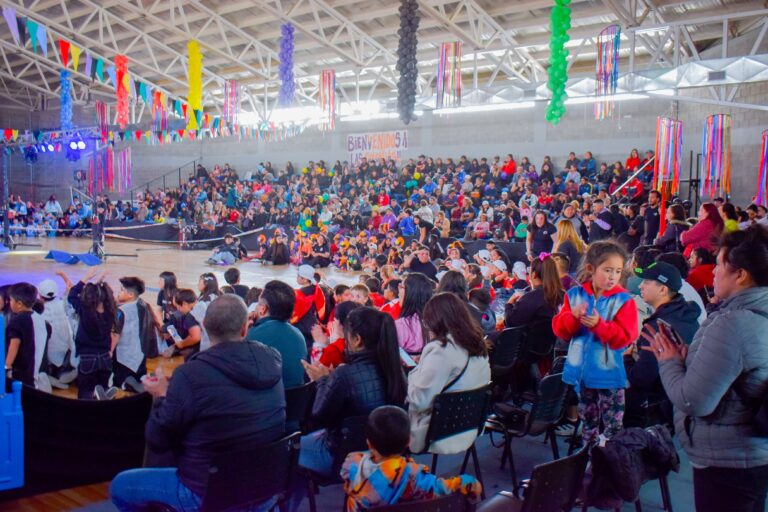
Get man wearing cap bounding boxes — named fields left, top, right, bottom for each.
left=624, top=262, right=701, bottom=428
left=292, top=265, right=326, bottom=350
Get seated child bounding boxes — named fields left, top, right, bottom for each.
left=38, top=279, right=77, bottom=388
left=114, top=277, right=159, bottom=390
left=206, top=233, right=239, bottom=265
left=349, top=284, right=371, bottom=306
left=162, top=289, right=202, bottom=360
left=342, top=406, right=482, bottom=512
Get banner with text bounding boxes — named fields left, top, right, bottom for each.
left=347, top=130, right=408, bottom=166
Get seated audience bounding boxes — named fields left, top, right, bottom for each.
left=395, top=273, right=434, bottom=354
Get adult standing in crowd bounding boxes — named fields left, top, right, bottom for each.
left=526, top=210, right=557, bottom=261
left=643, top=190, right=662, bottom=245
left=681, top=203, right=723, bottom=258
left=645, top=225, right=768, bottom=512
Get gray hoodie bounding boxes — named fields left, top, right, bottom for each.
left=659, top=286, right=768, bottom=468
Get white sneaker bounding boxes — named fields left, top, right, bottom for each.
left=555, top=420, right=582, bottom=437
left=49, top=376, right=69, bottom=390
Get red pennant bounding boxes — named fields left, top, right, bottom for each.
left=181, top=104, right=188, bottom=118
left=4, top=129, right=12, bottom=141
left=188, top=130, right=196, bottom=141
left=58, top=39, right=70, bottom=68
left=135, top=131, right=142, bottom=140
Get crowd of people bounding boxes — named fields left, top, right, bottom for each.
left=4, top=148, right=768, bottom=512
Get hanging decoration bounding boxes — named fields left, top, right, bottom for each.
left=96, top=101, right=108, bottom=142
left=17, top=17, right=27, bottom=48
left=396, top=0, right=420, bottom=124
left=279, top=23, right=295, bottom=107
left=546, top=0, right=572, bottom=124
left=116, top=147, right=132, bottom=194
left=187, top=40, right=203, bottom=130
left=26, top=19, right=39, bottom=53
left=60, top=70, right=73, bottom=131
left=436, top=42, right=461, bottom=109
left=319, top=70, right=336, bottom=132
left=652, top=117, right=684, bottom=234
left=594, top=24, right=620, bottom=120
left=58, top=39, right=70, bottom=68
left=115, top=54, right=129, bottom=129
left=757, top=130, right=768, bottom=207
left=701, top=114, right=732, bottom=199
left=152, top=91, right=168, bottom=132
left=223, top=80, right=240, bottom=124
left=71, top=44, right=81, bottom=71
left=3, top=8, right=19, bottom=45
left=37, top=24, right=47, bottom=57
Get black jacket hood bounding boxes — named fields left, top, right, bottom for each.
left=190, top=340, right=283, bottom=390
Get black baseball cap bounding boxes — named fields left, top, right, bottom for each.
left=634, top=262, right=682, bottom=292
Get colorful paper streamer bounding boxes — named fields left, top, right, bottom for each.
left=115, top=54, right=129, bottom=129
left=320, top=70, right=336, bottom=132
left=594, top=24, right=620, bottom=120
left=653, top=117, right=684, bottom=234
left=700, top=114, right=732, bottom=199
left=757, top=130, right=768, bottom=207
left=436, top=42, right=461, bottom=109
left=278, top=23, right=295, bottom=107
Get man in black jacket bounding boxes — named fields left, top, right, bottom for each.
left=624, top=262, right=700, bottom=428
left=110, top=294, right=286, bottom=512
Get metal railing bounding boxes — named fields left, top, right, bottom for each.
left=127, top=158, right=201, bottom=202
left=610, top=156, right=656, bottom=197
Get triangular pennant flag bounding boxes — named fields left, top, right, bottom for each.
left=11, top=129, right=19, bottom=141
left=204, top=113, right=210, bottom=128
left=195, top=109, right=203, bottom=127
left=128, top=76, right=136, bottom=98
left=85, top=52, right=93, bottom=77
left=175, top=100, right=182, bottom=117
left=181, top=103, right=188, bottom=118
left=26, top=19, right=38, bottom=52
left=58, top=39, right=70, bottom=68
left=17, top=17, right=27, bottom=48
left=37, top=24, right=47, bottom=57
left=118, top=132, right=125, bottom=141
left=71, top=44, right=81, bottom=71
left=3, top=8, right=19, bottom=45
left=135, top=130, right=142, bottom=140
left=106, top=65, right=116, bottom=88
left=188, top=130, right=196, bottom=141
left=3, top=129, right=11, bottom=141
left=138, top=82, right=147, bottom=103
left=33, top=130, right=41, bottom=141
left=95, top=58, right=104, bottom=81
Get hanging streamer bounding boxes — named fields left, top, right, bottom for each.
left=187, top=40, right=202, bottom=130
left=653, top=117, right=684, bottom=234
left=223, top=80, right=240, bottom=124
left=71, top=44, right=81, bottom=71
left=96, top=100, right=108, bottom=142
left=546, top=0, right=572, bottom=124
left=700, top=114, right=732, bottom=199
left=594, top=24, right=621, bottom=120
left=60, top=70, right=72, bottom=131
left=279, top=24, right=295, bottom=107
left=152, top=91, right=168, bottom=132
left=116, top=147, right=131, bottom=193
left=435, top=42, right=461, bottom=109
left=757, top=130, right=768, bottom=207
left=115, top=55, right=129, bottom=129
left=319, top=70, right=336, bottom=132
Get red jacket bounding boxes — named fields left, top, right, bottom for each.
left=380, top=299, right=401, bottom=320
left=552, top=282, right=638, bottom=351
left=680, top=218, right=720, bottom=254
left=687, top=264, right=715, bottom=292
left=319, top=338, right=346, bottom=368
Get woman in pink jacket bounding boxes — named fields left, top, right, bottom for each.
left=681, top=203, right=723, bottom=257
left=395, top=273, right=434, bottom=354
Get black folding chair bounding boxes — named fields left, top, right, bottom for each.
left=367, top=493, right=474, bottom=511
left=303, top=415, right=369, bottom=512
left=200, top=431, right=301, bottom=512
left=419, top=385, right=492, bottom=500
left=284, top=381, right=316, bottom=434
left=488, top=326, right=526, bottom=400
left=524, top=320, right=557, bottom=365
left=485, top=373, right=568, bottom=490
left=477, top=446, right=589, bottom=512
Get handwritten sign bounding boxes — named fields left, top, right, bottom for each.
left=347, top=130, right=408, bottom=166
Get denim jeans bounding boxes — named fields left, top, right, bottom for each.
left=77, top=352, right=112, bottom=399
left=286, top=430, right=334, bottom=512
left=110, top=467, right=277, bottom=512
left=211, top=251, right=236, bottom=265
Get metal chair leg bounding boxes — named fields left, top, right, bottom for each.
left=460, top=448, right=471, bottom=474
left=470, top=445, right=486, bottom=500
left=660, top=476, right=673, bottom=512
left=508, top=439, right=519, bottom=493
left=634, top=499, right=642, bottom=512
left=431, top=453, right=439, bottom=475
left=500, top=433, right=511, bottom=470
left=307, top=478, right=317, bottom=512
left=548, top=425, right=561, bottom=460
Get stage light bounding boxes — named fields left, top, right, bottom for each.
left=77, top=141, right=86, bottom=150
left=39, top=145, right=46, bottom=153
left=47, top=144, right=54, bottom=151
left=69, top=141, right=78, bottom=150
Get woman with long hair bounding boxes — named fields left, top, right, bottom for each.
left=156, top=271, right=178, bottom=324
left=194, top=273, right=220, bottom=351
left=681, top=203, right=724, bottom=257
left=408, top=293, right=490, bottom=454
left=720, top=202, right=740, bottom=233
left=504, top=255, right=564, bottom=328
left=553, top=219, right=585, bottom=275
left=645, top=225, right=768, bottom=512
left=526, top=210, right=558, bottom=262
left=292, top=307, right=407, bottom=510
left=395, top=273, right=434, bottom=354
left=656, top=203, right=690, bottom=253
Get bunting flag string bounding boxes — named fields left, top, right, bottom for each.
left=3, top=8, right=19, bottom=45
left=17, top=17, right=27, bottom=48
left=435, top=42, right=461, bottom=109
left=58, top=39, right=70, bottom=68
left=595, top=24, right=621, bottom=120
left=152, top=91, right=168, bottom=132
left=319, top=69, right=336, bottom=132
left=115, top=55, right=129, bottom=129
left=37, top=24, right=47, bottom=57
left=653, top=117, right=683, bottom=234
left=700, top=114, right=732, bottom=199
left=757, top=130, right=768, bottom=207
left=26, top=19, right=38, bottom=52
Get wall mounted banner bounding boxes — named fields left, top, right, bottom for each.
left=347, top=130, right=408, bottom=167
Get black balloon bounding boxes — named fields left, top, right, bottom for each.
left=397, top=0, right=419, bottom=124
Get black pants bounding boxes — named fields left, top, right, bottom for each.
left=112, top=358, right=147, bottom=388
left=77, top=352, right=112, bottom=399
left=694, top=464, right=768, bottom=512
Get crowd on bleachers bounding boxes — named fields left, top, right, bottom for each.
left=5, top=148, right=768, bottom=512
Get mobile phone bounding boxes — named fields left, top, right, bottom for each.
left=399, top=347, right=417, bottom=368
left=657, top=319, right=685, bottom=346
left=167, top=325, right=183, bottom=343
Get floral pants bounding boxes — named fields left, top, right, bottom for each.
left=578, top=387, right=625, bottom=446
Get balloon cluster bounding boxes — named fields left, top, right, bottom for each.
left=279, top=23, right=296, bottom=107
left=546, top=0, right=572, bottom=124
left=396, top=0, right=420, bottom=125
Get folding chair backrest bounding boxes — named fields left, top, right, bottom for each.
left=526, top=373, right=567, bottom=436
left=489, top=327, right=526, bottom=369
left=330, top=415, right=370, bottom=476
left=426, top=385, right=491, bottom=446
left=550, top=356, right=566, bottom=376
left=285, top=381, right=316, bottom=433
left=367, top=492, right=472, bottom=511
left=525, top=321, right=557, bottom=361
left=522, top=446, right=589, bottom=512
left=201, top=431, right=301, bottom=512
